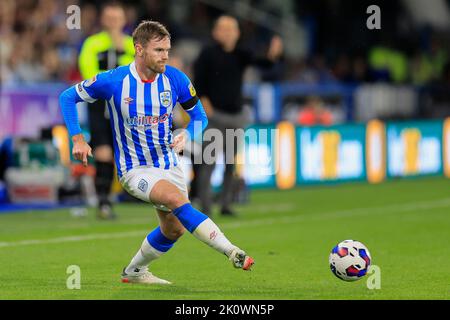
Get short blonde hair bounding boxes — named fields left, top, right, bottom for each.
left=132, top=20, right=171, bottom=46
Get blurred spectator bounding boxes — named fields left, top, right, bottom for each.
left=80, top=3, right=99, bottom=38
left=410, top=37, right=448, bottom=85
left=333, top=54, right=373, bottom=84
left=78, top=1, right=135, bottom=220
left=288, top=54, right=335, bottom=84
left=7, top=34, right=45, bottom=84
left=410, top=50, right=435, bottom=85
left=0, top=0, right=448, bottom=92
left=1, top=0, right=81, bottom=85
left=192, top=15, right=283, bottom=216
left=368, top=45, right=409, bottom=83
left=297, top=96, right=333, bottom=126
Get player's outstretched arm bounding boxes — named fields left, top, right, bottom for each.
left=170, top=100, right=208, bottom=153
left=59, top=86, right=93, bottom=166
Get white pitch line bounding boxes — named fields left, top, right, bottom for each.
left=0, top=231, right=147, bottom=248
left=221, top=197, right=450, bottom=229
left=0, top=197, right=449, bottom=248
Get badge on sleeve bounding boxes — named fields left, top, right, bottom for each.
left=188, top=83, right=196, bottom=97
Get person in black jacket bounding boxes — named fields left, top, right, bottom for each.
left=192, top=15, right=283, bottom=216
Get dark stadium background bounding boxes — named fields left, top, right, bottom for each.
left=0, top=0, right=449, bottom=304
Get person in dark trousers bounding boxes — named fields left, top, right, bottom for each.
left=78, top=1, right=134, bottom=219
left=192, top=15, right=283, bottom=216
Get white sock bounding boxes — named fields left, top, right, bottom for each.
left=124, top=238, right=164, bottom=274
left=192, top=218, right=237, bottom=257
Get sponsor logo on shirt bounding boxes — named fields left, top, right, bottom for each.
left=126, top=113, right=169, bottom=128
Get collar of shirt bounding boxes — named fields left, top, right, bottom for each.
left=129, top=61, right=159, bottom=84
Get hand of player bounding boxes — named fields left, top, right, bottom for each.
left=72, top=134, right=93, bottom=166
left=170, top=131, right=187, bottom=154
left=267, top=35, right=283, bottom=61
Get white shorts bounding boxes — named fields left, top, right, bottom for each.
left=119, top=165, right=188, bottom=212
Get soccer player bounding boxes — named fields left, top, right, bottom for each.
left=59, top=20, right=254, bottom=284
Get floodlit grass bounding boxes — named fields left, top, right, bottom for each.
left=0, top=177, right=449, bottom=299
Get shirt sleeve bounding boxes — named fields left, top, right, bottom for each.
left=74, top=69, right=114, bottom=103
left=59, top=86, right=84, bottom=136
left=173, top=68, right=199, bottom=110
left=185, top=99, right=208, bottom=141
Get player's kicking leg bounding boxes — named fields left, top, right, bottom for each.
left=150, top=179, right=254, bottom=272
left=121, top=179, right=254, bottom=284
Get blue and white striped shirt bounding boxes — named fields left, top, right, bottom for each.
left=73, top=62, right=200, bottom=177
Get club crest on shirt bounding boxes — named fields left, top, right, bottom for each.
left=84, top=75, right=97, bottom=87
left=159, top=90, right=172, bottom=107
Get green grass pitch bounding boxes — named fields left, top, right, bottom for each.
left=0, top=177, right=449, bottom=300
